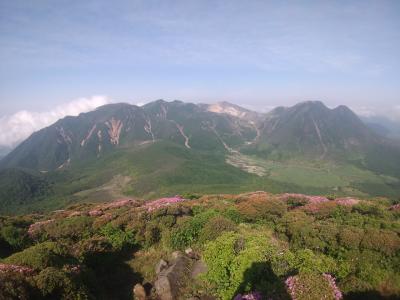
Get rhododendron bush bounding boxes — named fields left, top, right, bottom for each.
left=0, top=192, right=399, bottom=299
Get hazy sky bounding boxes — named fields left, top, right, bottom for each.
left=0, top=0, right=400, bottom=146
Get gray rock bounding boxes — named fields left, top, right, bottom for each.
left=191, top=260, right=207, bottom=279
left=133, top=283, right=146, bottom=300
left=154, top=252, right=192, bottom=300
left=155, top=259, right=168, bottom=274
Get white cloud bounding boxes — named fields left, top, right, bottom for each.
left=0, top=95, right=111, bottom=148
left=352, top=105, right=400, bottom=122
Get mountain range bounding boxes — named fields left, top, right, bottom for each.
left=1, top=100, right=400, bottom=214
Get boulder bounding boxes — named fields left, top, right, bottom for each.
left=133, top=283, right=146, bottom=300
left=155, top=259, right=168, bottom=274
left=154, top=252, right=192, bottom=300
left=191, top=260, right=207, bottom=279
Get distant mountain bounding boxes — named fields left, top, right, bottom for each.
left=0, top=100, right=257, bottom=171
left=252, top=101, right=379, bottom=159
left=1, top=99, right=399, bottom=214
left=361, top=115, right=400, bottom=140
left=0, top=146, right=12, bottom=160
left=199, top=101, right=264, bottom=123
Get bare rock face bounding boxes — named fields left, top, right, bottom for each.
left=155, top=259, right=168, bottom=274
left=191, top=260, right=207, bottom=279
left=133, top=283, right=147, bottom=300
left=154, top=252, right=192, bottom=300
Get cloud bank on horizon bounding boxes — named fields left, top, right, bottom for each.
left=0, top=96, right=111, bottom=148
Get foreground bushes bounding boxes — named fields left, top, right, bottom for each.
left=0, top=193, right=399, bottom=299
left=4, top=242, right=74, bottom=270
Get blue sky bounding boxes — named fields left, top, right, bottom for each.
left=0, top=0, right=399, bottom=119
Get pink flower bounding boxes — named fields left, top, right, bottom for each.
left=0, top=263, right=35, bottom=275
left=102, top=198, right=137, bottom=209
left=390, top=203, right=400, bottom=211
left=234, top=292, right=262, bottom=300
left=88, top=209, right=103, bottom=216
left=334, top=198, right=359, bottom=206
left=323, top=273, right=343, bottom=300
left=145, top=196, right=186, bottom=212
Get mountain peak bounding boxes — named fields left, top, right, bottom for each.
left=294, top=100, right=328, bottom=110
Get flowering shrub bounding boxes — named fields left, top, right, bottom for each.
left=285, top=272, right=342, bottom=300
left=145, top=196, right=186, bottom=212
left=0, top=263, right=35, bottom=275
left=233, top=291, right=262, bottom=300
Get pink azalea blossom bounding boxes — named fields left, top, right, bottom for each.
left=234, top=291, right=262, bottom=300
left=102, top=198, right=137, bottom=209
left=285, top=274, right=342, bottom=300
left=0, top=263, right=35, bottom=275
left=88, top=209, right=103, bottom=216
left=145, top=196, right=186, bottom=212
left=323, top=273, right=343, bottom=300
left=334, top=198, right=359, bottom=206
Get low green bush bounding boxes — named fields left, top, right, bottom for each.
left=4, top=241, right=74, bottom=270
left=100, top=223, right=135, bottom=251
left=198, top=216, right=237, bottom=243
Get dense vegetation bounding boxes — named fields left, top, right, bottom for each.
left=0, top=192, right=399, bottom=299
left=1, top=100, right=400, bottom=215
left=2, top=141, right=400, bottom=215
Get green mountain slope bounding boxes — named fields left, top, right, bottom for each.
left=0, top=100, right=399, bottom=214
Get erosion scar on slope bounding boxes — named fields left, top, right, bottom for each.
left=312, top=117, right=327, bottom=159
left=171, top=120, right=191, bottom=149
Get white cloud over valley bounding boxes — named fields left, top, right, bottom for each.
left=0, top=96, right=111, bottom=148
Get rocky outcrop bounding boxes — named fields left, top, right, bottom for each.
left=133, top=283, right=147, bottom=300
left=105, top=118, right=123, bottom=145
left=154, top=251, right=192, bottom=300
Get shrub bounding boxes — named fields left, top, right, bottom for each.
left=285, top=272, right=342, bottom=300
left=181, top=192, right=202, bottom=200
left=237, top=198, right=286, bottom=222
left=100, top=223, right=135, bottom=251
left=338, top=227, right=364, bottom=249
left=34, top=267, right=90, bottom=299
left=4, top=242, right=74, bottom=270
left=0, top=271, right=35, bottom=300
left=0, top=225, right=29, bottom=250
left=169, top=210, right=218, bottom=249
left=41, top=216, right=94, bottom=241
left=292, top=249, right=336, bottom=274
left=222, top=207, right=244, bottom=224
left=144, top=223, right=161, bottom=248
left=199, top=216, right=237, bottom=243
left=360, top=229, right=400, bottom=255
left=202, top=232, right=285, bottom=300
left=287, top=196, right=309, bottom=208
